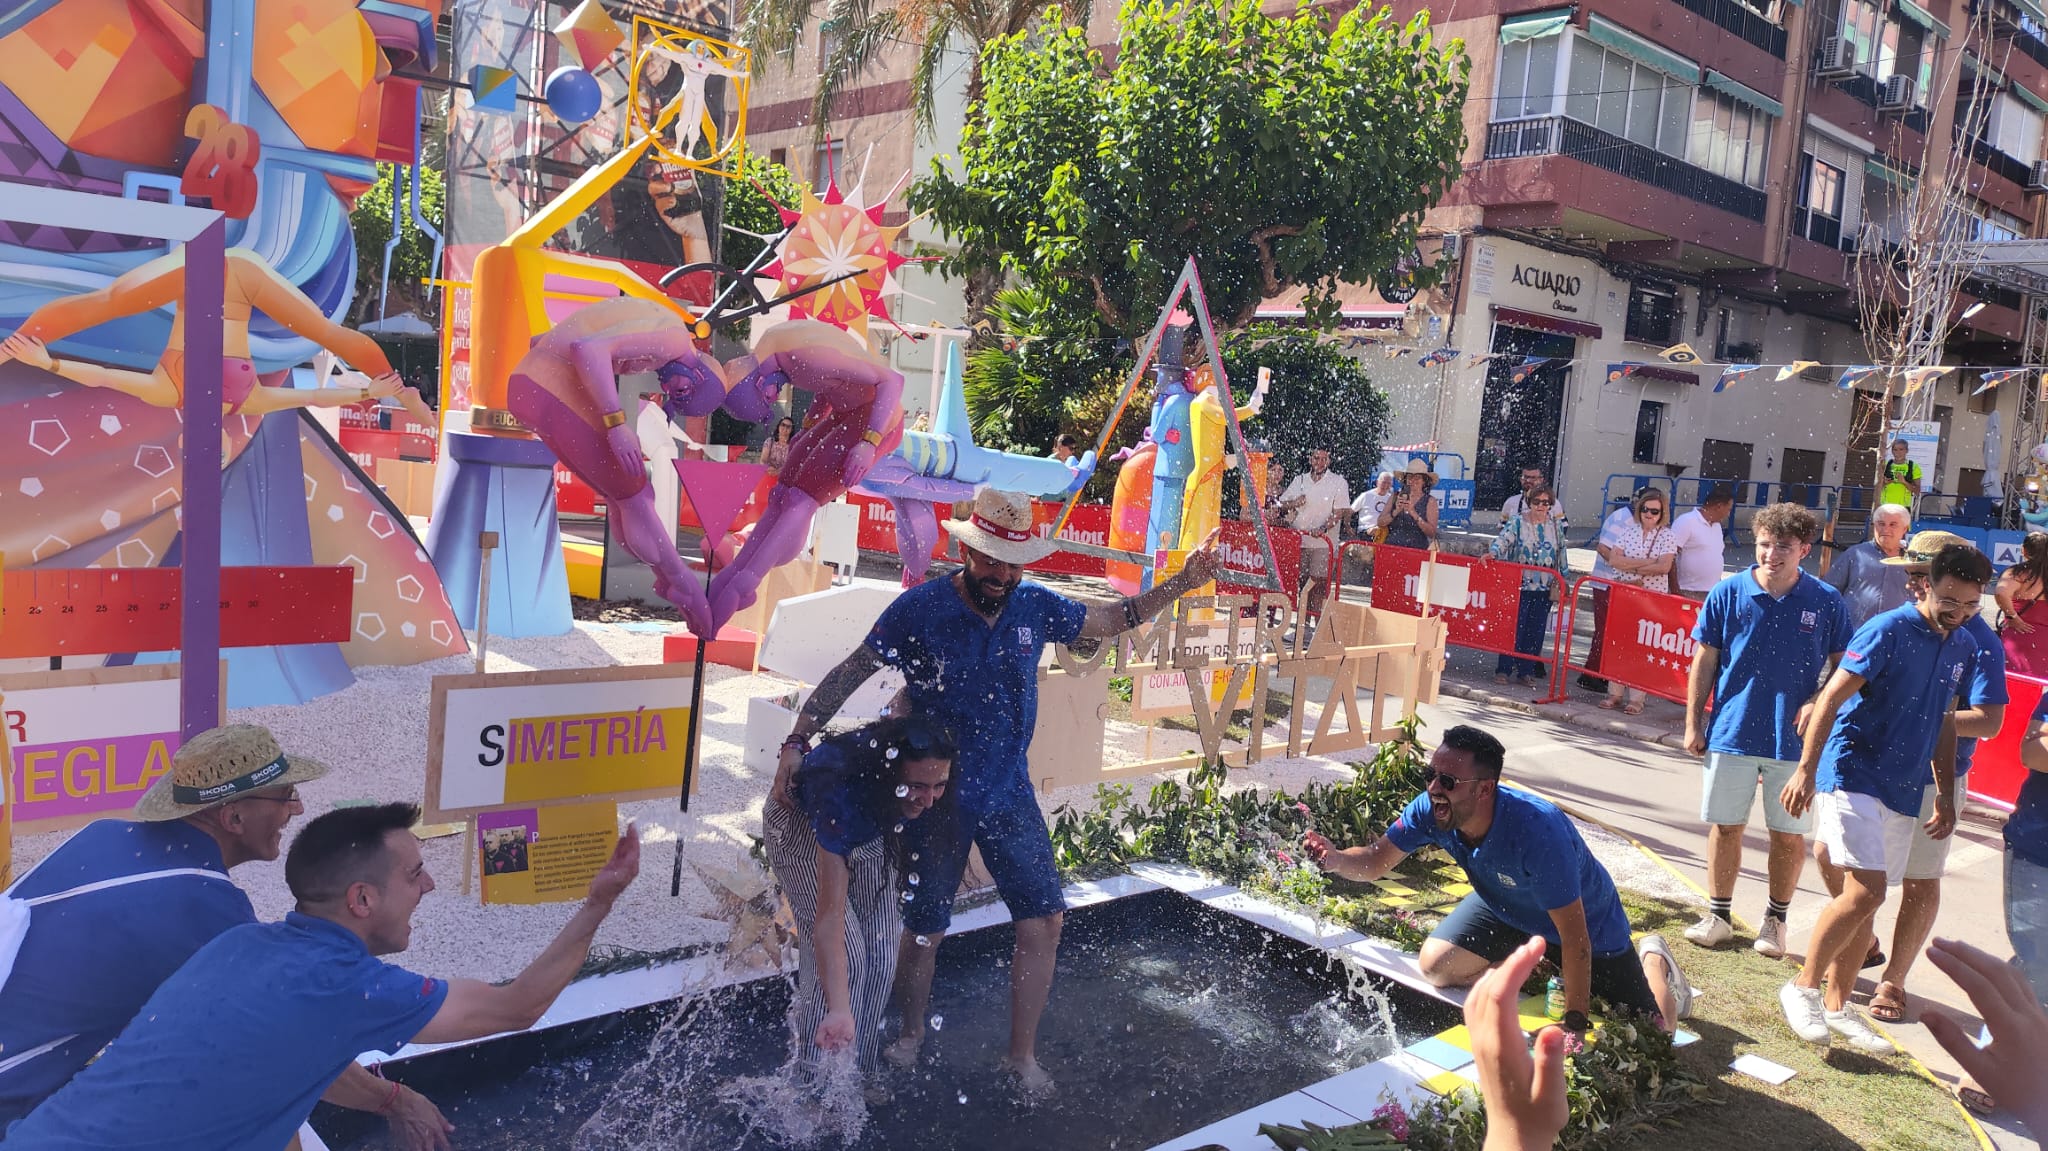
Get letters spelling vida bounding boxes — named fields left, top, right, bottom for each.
left=5, top=708, right=177, bottom=820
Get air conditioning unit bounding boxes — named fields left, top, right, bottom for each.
left=2029, top=160, right=2048, bottom=193
left=1879, top=74, right=1916, bottom=111
left=1817, top=37, right=1856, bottom=79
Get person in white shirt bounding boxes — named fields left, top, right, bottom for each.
left=1276, top=448, right=1350, bottom=621
left=1670, top=488, right=1735, bottom=599
left=1578, top=494, right=1653, bottom=692
left=1501, top=466, right=1568, bottom=533
left=1351, top=472, right=1396, bottom=539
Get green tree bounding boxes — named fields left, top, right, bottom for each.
left=718, top=150, right=807, bottom=276
left=1218, top=327, right=1390, bottom=508
left=913, top=0, right=1468, bottom=334
left=348, top=163, right=444, bottom=326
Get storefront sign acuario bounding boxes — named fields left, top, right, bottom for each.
left=1509, top=264, right=1583, bottom=314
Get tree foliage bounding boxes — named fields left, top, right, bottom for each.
left=718, top=150, right=807, bottom=275
left=348, top=163, right=444, bottom=326
left=913, top=0, right=1469, bottom=334
left=1219, top=327, right=1391, bottom=503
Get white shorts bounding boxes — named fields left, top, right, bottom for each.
left=1900, top=778, right=1969, bottom=883
left=1814, top=788, right=1918, bottom=884
left=1702, top=752, right=1812, bottom=835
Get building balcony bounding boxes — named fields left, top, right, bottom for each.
left=1482, top=116, right=1768, bottom=223
left=1662, top=0, right=1786, bottom=57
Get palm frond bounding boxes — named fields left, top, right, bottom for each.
left=739, top=0, right=822, bottom=67
left=908, top=10, right=961, bottom=136
left=811, top=3, right=905, bottom=140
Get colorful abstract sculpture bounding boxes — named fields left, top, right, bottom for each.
left=552, top=0, right=626, bottom=71
left=1181, top=364, right=1266, bottom=554
left=756, top=174, right=910, bottom=343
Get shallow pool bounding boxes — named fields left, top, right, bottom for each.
left=312, top=889, right=1458, bottom=1150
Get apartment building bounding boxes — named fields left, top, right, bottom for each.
left=742, top=0, right=2048, bottom=519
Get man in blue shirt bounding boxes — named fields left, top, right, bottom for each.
left=1823, top=503, right=1913, bottom=631
left=774, top=489, right=1224, bottom=1092
left=0, top=724, right=451, bottom=1149
left=4, top=801, right=642, bottom=1150
left=1864, top=534, right=2008, bottom=1027
left=1682, top=502, right=1851, bottom=960
left=1302, top=725, right=1690, bottom=1034
left=1780, top=542, right=1991, bottom=1052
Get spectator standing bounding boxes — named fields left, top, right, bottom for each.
left=1778, top=544, right=1990, bottom=1053
left=1501, top=466, right=1568, bottom=533
left=1351, top=471, right=1396, bottom=540
left=1825, top=504, right=1913, bottom=631
left=1596, top=487, right=1677, bottom=714
left=1276, top=448, right=1351, bottom=623
left=761, top=416, right=794, bottom=474
left=1670, top=487, right=1735, bottom=599
left=1050, top=433, right=1078, bottom=463
left=1381, top=459, right=1440, bottom=550
left=1488, top=485, right=1569, bottom=688
left=1863, top=533, right=2007, bottom=1028
left=1879, top=439, right=1924, bottom=512
left=1997, top=532, right=2048, bottom=675
left=1578, top=497, right=1644, bottom=693
left=1682, top=504, right=1850, bottom=959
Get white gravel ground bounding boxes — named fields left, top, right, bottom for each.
left=13, top=622, right=1683, bottom=984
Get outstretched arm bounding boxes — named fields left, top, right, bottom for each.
left=1078, top=530, right=1225, bottom=638
left=773, top=646, right=889, bottom=806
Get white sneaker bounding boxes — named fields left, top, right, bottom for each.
left=1824, top=1008, right=1894, bottom=1053
left=1780, top=981, right=1831, bottom=1044
left=1753, top=917, right=1788, bottom=959
left=1638, top=933, right=1693, bottom=1020
left=1684, top=912, right=1734, bottom=949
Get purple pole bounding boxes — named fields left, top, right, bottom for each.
left=181, top=221, right=225, bottom=738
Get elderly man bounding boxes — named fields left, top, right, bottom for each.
left=1351, top=471, right=1396, bottom=539
left=775, top=489, right=1224, bottom=1092
left=5, top=804, right=640, bottom=1149
left=0, top=725, right=452, bottom=1148
left=1502, top=465, right=1568, bottom=533
left=1826, top=503, right=1914, bottom=631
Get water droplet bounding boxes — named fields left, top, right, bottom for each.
left=957, top=1092, right=968, bottom=1104
left=907, top=872, right=920, bottom=885
left=869, top=738, right=879, bottom=748
left=887, top=648, right=899, bottom=658
left=930, top=1014, right=945, bottom=1031
left=885, top=746, right=899, bottom=759
left=901, top=890, right=914, bottom=902
left=910, top=852, right=920, bottom=861
left=895, top=784, right=910, bottom=797
left=915, top=934, right=931, bottom=946
left=893, top=822, right=904, bottom=833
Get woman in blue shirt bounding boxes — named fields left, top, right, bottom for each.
left=764, top=714, right=957, bottom=1085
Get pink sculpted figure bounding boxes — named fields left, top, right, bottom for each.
left=707, top=321, right=903, bottom=626
left=504, top=298, right=781, bottom=637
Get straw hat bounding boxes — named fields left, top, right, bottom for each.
left=1880, top=530, right=1977, bottom=569
left=135, top=723, right=330, bottom=822
left=1399, top=458, right=1438, bottom=485
left=942, top=489, right=1056, bottom=565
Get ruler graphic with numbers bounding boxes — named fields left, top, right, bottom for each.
left=0, top=567, right=354, bottom=659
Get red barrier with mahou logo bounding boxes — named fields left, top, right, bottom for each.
left=1367, top=544, right=1533, bottom=656
left=1960, top=671, right=2048, bottom=812
left=1548, top=576, right=1699, bottom=703
left=1215, top=520, right=1305, bottom=605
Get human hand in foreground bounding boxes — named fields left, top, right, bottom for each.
left=817, top=1009, right=857, bottom=1051
left=1470, top=936, right=1570, bottom=1151
left=588, top=823, right=641, bottom=907
left=1300, top=830, right=1333, bottom=867
left=1924, top=938, right=2048, bottom=1137
left=773, top=743, right=804, bottom=808
left=386, top=1085, right=456, bottom=1151
left=1178, top=528, right=1224, bottom=587
left=1778, top=768, right=1816, bottom=820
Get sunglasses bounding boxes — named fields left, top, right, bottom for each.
left=1641, top=506, right=1665, bottom=516
left=1530, top=499, right=1554, bottom=507
left=1423, top=769, right=1481, bottom=792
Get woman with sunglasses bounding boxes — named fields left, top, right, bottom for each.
left=1488, top=485, right=1570, bottom=687
left=765, top=713, right=958, bottom=1089
left=763, top=415, right=795, bottom=475
left=1596, top=488, right=1677, bottom=714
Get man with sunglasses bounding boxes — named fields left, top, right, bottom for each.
left=1779, top=542, right=1992, bottom=1052
left=0, top=725, right=453, bottom=1149
left=1301, top=725, right=1691, bottom=1035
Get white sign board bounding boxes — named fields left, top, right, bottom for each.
left=0, top=664, right=222, bottom=833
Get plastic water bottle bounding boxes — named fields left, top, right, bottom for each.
left=1545, top=977, right=1566, bottom=1021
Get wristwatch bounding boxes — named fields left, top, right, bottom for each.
left=1561, top=1009, right=1590, bottom=1033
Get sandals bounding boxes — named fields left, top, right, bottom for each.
left=1869, top=980, right=1907, bottom=1024
left=1624, top=701, right=1647, bottom=716
left=1598, top=697, right=1624, bottom=710
left=1863, top=941, right=1887, bottom=970
left=1959, top=1083, right=1998, bottom=1116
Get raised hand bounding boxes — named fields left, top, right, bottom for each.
left=1470, top=936, right=1571, bottom=1151
left=1923, top=938, right=2048, bottom=1137
left=588, top=822, right=642, bottom=907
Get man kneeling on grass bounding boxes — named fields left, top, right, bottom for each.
left=2, top=803, right=639, bottom=1150
left=1301, top=725, right=1691, bottom=1035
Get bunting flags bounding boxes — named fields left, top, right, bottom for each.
left=1837, top=365, right=1881, bottom=390
left=1509, top=356, right=1551, bottom=383
left=1416, top=347, right=1459, bottom=367
left=1974, top=368, right=2026, bottom=396
left=1713, top=364, right=1761, bottom=393
left=1775, top=361, right=1820, bottom=381
left=1607, top=363, right=1642, bottom=383
left=1901, top=365, right=1953, bottom=395
left=1660, top=343, right=1699, bottom=363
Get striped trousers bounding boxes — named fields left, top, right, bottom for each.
left=763, top=800, right=902, bottom=1073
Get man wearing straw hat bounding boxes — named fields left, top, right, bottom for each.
left=0, top=724, right=454, bottom=1148
left=775, top=488, right=1224, bottom=1094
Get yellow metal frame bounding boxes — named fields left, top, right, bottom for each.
left=624, top=17, right=750, bottom=178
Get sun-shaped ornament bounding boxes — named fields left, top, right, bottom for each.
left=756, top=171, right=911, bottom=342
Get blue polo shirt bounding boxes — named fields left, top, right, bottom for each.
left=0, top=820, right=253, bottom=1127
left=795, top=733, right=888, bottom=856
left=2007, top=694, right=2048, bottom=868
left=1955, top=613, right=2008, bottom=777
left=1694, top=568, right=1852, bottom=761
left=4, top=911, right=447, bottom=1150
left=866, top=577, right=1087, bottom=816
left=1817, top=604, right=1979, bottom=816
left=1386, top=786, right=1632, bottom=956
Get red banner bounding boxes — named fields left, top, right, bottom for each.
left=0, top=567, right=353, bottom=658
left=1369, top=545, right=1526, bottom=653
left=845, top=494, right=1114, bottom=577
left=1964, top=672, right=2046, bottom=812
left=555, top=464, right=603, bottom=516
left=1215, top=520, right=1305, bottom=604
left=1595, top=581, right=1700, bottom=702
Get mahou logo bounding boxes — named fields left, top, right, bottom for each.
left=1222, top=541, right=1265, bottom=571
left=1636, top=618, right=1697, bottom=659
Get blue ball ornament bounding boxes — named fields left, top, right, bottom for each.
left=544, top=66, right=603, bottom=124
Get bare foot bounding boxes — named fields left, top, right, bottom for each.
left=881, top=1034, right=922, bottom=1069
left=1000, top=1055, right=1055, bottom=1098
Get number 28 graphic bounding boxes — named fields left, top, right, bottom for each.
left=181, top=105, right=261, bottom=220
